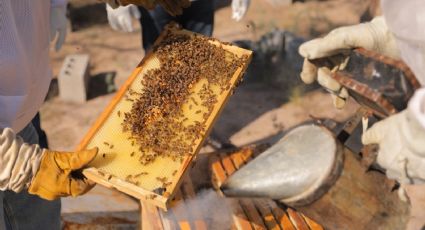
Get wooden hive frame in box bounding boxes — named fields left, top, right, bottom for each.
left=77, top=25, right=252, bottom=210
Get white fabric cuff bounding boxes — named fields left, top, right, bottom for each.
left=0, top=128, right=43, bottom=192
left=408, top=88, right=425, bottom=129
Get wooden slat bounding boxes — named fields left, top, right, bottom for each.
left=141, top=202, right=165, bottom=230
left=231, top=201, right=254, bottom=230
left=239, top=199, right=267, bottom=230
left=253, top=199, right=281, bottom=230
left=210, top=153, right=253, bottom=230
left=238, top=148, right=256, bottom=164
left=301, top=214, right=323, bottom=230
left=229, top=150, right=248, bottom=169
left=286, top=209, right=309, bottom=230
left=220, top=153, right=237, bottom=176
left=267, top=201, right=295, bottom=230
left=210, top=153, right=228, bottom=187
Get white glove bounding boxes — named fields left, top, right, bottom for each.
left=106, top=4, right=141, bottom=33
left=298, top=16, right=400, bottom=109
left=362, top=89, right=425, bottom=185
left=104, top=0, right=120, bottom=9
left=232, top=0, right=251, bottom=21
left=50, top=5, right=68, bottom=51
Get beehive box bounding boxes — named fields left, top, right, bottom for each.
left=77, top=25, right=252, bottom=210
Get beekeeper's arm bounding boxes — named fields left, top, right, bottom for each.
left=0, top=128, right=98, bottom=200
left=298, top=0, right=425, bottom=185
left=362, top=90, right=425, bottom=184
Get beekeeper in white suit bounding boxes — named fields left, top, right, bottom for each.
left=299, top=0, right=425, bottom=227
left=0, top=1, right=99, bottom=229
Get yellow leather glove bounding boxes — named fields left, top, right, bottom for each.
left=28, top=148, right=98, bottom=200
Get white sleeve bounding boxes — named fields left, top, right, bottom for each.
left=51, top=0, right=67, bottom=7
left=408, top=88, right=425, bottom=129
left=0, top=128, right=43, bottom=192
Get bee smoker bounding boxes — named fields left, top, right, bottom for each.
left=220, top=48, right=421, bottom=230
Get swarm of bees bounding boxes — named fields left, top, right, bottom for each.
left=118, top=29, right=248, bottom=168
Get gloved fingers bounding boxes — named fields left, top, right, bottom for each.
left=55, top=26, right=67, bottom=51
left=362, top=121, right=386, bottom=145
left=106, top=6, right=121, bottom=31
left=331, top=94, right=347, bottom=109
left=300, top=58, right=318, bottom=84
left=130, top=5, right=141, bottom=19
left=71, top=148, right=99, bottom=170
left=109, top=18, right=121, bottom=31
left=317, top=67, right=342, bottom=92
left=119, top=16, right=133, bottom=32
left=55, top=148, right=98, bottom=170
left=70, top=178, right=96, bottom=197
left=328, top=54, right=350, bottom=71
left=232, top=0, right=250, bottom=21
left=298, top=27, right=355, bottom=60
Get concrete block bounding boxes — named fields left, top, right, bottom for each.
left=58, top=54, right=90, bottom=103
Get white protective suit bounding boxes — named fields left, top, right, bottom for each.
left=366, top=0, right=425, bottom=184
left=0, top=0, right=66, bottom=132
left=0, top=0, right=66, bottom=192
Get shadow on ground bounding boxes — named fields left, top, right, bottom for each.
left=210, top=29, right=319, bottom=144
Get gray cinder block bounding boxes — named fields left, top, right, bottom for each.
left=58, top=54, right=90, bottom=103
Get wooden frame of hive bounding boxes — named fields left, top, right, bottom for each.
left=77, top=26, right=252, bottom=210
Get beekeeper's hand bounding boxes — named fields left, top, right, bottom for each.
left=28, top=148, right=98, bottom=200
left=103, top=0, right=190, bottom=16
left=298, top=16, right=400, bottom=108
left=362, top=89, right=425, bottom=185
left=50, top=4, right=68, bottom=51
left=0, top=128, right=98, bottom=200
left=106, top=4, right=141, bottom=33
left=232, top=0, right=250, bottom=21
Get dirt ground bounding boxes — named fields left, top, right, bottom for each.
left=44, top=0, right=372, bottom=150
